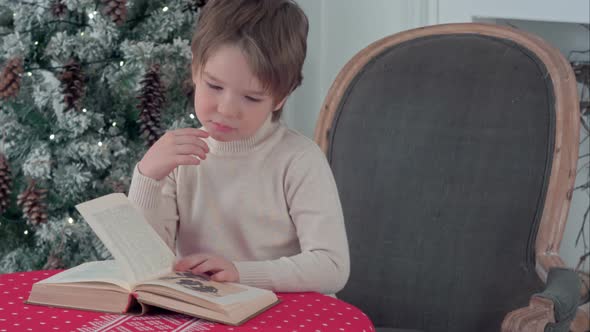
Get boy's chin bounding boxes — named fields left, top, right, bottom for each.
left=208, top=131, right=235, bottom=142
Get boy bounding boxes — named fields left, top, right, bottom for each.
left=128, top=0, right=349, bottom=294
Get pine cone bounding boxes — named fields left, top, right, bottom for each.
left=43, top=251, right=65, bottom=270
left=17, top=180, right=48, bottom=226
left=43, top=237, right=66, bottom=270
left=59, top=58, right=84, bottom=111
left=51, top=0, right=68, bottom=18
left=183, top=0, right=208, bottom=13
left=0, top=57, right=24, bottom=100
left=102, top=0, right=127, bottom=26
left=107, top=178, right=127, bottom=194
left=0, top=153, right=12, bottom=215
left=137, top=64, right=165, bottom=147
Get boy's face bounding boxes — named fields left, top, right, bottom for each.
left=193, top=44, right=286, bottom=142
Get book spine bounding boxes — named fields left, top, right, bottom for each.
left=124, top=293, right=143, bottom=314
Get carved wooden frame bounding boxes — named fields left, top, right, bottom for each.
left=313, top=23, right=587, bottom=331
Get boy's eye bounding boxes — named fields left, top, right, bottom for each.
left=206, top=82, right=222, bottom=90
left=245, top=96, right=262, bottom=103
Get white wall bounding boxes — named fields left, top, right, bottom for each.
left=282, top=0, right=322, bottom=137
left=436, top=0, right=590, bottom=24
left=285, top=0, right=430, bottom=138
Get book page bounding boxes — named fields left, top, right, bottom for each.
left=138, top=271, right=274, bottom=306
left=38, top=260, right=131, bottom=291
left=76, top=193, right=175, bottom=285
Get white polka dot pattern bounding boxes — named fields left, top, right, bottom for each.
left=0, top=270, right=374, bottom=331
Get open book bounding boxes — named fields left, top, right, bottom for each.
left=25, top=193, right=279, bottom=326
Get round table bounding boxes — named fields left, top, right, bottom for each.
left=0, top=270, right=374, bottom=332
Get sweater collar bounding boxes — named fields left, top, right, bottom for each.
left=206, top=114, right=279, bottom=154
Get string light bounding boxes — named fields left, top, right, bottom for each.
left=88, top=12, right=95, bottom=19
left=80, top=32, right=85, bottom=36
left=98, top=141, right=103, bottom=147
left=24, top=230, right=28, bottom=235
left=163, top=6, right=169, bottom=12
left=27, top=72, right=32, bottom=76
left=189, top=114, right=195, bottom=119
left=68, top=217, right=74, bottom=224
left=82, top=108, right=87, bottom=113
left=34, top=41, right=39, bottom=45
left=112, top=122, right=117, bottom=127
left=49, top=134, right=55, bottom=140
left=119, top=61, right=125, bottom=67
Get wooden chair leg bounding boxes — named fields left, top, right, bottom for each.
left=501, top=296, right=555, bottom=332
left=570, top=304, right=590, bottom=332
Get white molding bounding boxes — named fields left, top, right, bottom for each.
left=427, top=0, right=440, bottom=25
left=437, top=0, right=590, bottom=25
left=407, top=0, right=432, bottom=27
left=318, top=0, right=327, bottom=113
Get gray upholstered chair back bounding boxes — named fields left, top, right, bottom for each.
left=316, top=24, right=580, bottom=331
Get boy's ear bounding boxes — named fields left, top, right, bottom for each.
left=274, top=96, right=288, bottom=111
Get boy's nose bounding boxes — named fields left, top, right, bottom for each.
left=217, top=97, right=239, bottom=117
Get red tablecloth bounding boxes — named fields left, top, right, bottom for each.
left=0, top=270, right=374, bottom=332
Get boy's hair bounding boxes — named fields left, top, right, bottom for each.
left=191, top=0, right=308, bottom=121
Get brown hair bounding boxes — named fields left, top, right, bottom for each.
left=191, top=0, right=308, bottom=121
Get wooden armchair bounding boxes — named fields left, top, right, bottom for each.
left=314, top=23, right=588, bottom=332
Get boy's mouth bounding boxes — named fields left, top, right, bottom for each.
left=211, top=121, right=235, bottom=132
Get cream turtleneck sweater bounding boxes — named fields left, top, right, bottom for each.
left=127, top=115, right=350, bottom=294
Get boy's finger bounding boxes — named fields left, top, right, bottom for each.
left=211, top=271, right=229, bottom=282
left=175, top=144, right=208, bottom=158
left=174, top=254, right=207, bottom=271
left=191, top=260, right=222, bottom=275
left=173, top=128, right=209, bottom=138
left=175, top=155, right=201, bottom=167
left=174, top=136, right=210, bottom=152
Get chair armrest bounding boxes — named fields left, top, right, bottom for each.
left=570, top=303, right=590, bottom=332
left=501, top=296, right=555, bottom=332
left=502, top=268, right=581, bottom=332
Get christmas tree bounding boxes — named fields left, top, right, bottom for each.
left=0, top=0, right=205, bottom=273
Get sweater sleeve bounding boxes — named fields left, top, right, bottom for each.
left=127, top=164, right=179, bottom=252
left=234, top=145, right=350, bottom=294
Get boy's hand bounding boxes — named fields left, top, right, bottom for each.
left=138, top=128, right=210, bottom=180
left=174, top=253, right=239, bottom=283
